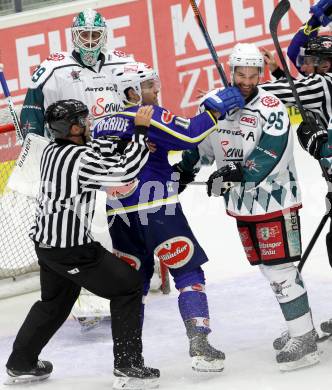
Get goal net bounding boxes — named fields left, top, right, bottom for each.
left=0, top=124, right=40, bottom=299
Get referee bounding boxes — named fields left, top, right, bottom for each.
left=5, top=99, right=160, bottom=389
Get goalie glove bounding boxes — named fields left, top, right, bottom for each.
left=310, top=0, right=332, bottom=26
left=297, top=114, right=327, bottom=159
left=206, top=162, right=243, bottom=197
left=202, top=87, right=245, bottom=117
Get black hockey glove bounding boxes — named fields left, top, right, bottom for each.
left=297, top=114, right=327, bottom=159
left=172, top=163, right=197, bottom=194
left=206, top=162, right=243, bottom=197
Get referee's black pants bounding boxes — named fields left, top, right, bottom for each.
left=6, top=241, right=143, bottom=370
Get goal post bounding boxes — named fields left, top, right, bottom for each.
left=0, top=124, right=40, bottom=299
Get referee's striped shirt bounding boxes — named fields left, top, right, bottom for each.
left=30, top=135, right=149, bottom=247
left=261, top=73, right=332, bottom=128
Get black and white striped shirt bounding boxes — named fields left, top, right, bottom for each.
left=261, top=73, right=332, bottom=128
left=30, top=136, right=149, bottom=247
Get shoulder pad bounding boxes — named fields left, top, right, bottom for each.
left=256, top=89, right=283, bottom=112
left=29, top=52, right=77, bottom=87
left=107, top=50, right=135, bottom=63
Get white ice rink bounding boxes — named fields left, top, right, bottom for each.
left=1, top=144, right=332, bottom=389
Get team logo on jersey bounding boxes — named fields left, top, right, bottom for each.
left=70, top=69, right=81, bottom=81
left=239, top=114, right=257, bottom=128
left=47, top=53, right=65, bottom=61
left=261, top=96, right=280, bottom=108
left=113, top=50, right=130, bottom=58
left=113, top=249, right=141, bottom=270
left=161, top=110, right=175, bottom=124
left=22, top=120, right=36, bottom=133
left=155, top=236, right=194, bottom=269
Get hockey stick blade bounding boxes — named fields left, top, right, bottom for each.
left=269, top=0, right=290, bottom=35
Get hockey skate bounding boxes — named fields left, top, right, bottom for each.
left=320, top=318, right=332, bottom=335
left=113, top=365, right=160, bottom=390
left=5, top=360, right=53, bottom=385
left=77, top=316, right=103, bottom=332
left=273, top=328, right=318, bottom=351
left=276, top=330, right=320, bottom=371
left=189, top=333, right=225, bottom=373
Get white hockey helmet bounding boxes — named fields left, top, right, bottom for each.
left=72, top=8, right=107, bottom=67
left=112, top=62, right=160, bottom=104
left=229, top=43, right=264, bottom=79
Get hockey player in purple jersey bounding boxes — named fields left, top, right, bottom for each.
left=263, top=0, right=332, bottom=78
left=93, top=62, right=245, bottom=373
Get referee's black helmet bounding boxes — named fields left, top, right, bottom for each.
left=45, top=99, right=89, bottom=138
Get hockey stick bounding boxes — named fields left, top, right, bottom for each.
left=270, top=0, right=331, bottom=273
left=0, top=64, right=23, bottom=144
left=189, top=0, right=229, bottom=87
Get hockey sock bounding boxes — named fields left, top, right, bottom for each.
left=259, top=263, right=314, bottom=337
left=174, top=268, right=211, bottom=336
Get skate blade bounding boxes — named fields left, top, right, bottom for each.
left=279, top=351, right=320, bottom=372
left=192, top=356, right=224, bottom=372
left=113, top=376, right=159, bottom=390
left=317, top=332, right=332, bottom=343
left=78, top=317, right=103, bottom=332
left=4, top=373, right=50, bottom=385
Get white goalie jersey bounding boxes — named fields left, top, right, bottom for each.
left=20, top=50, right=135, bottom=137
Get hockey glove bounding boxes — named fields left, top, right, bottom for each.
left=202, top=87, right=245, bottom=117
left=206, top=162, right=243, bottom=197
left=172, top=162, right=197, bottom=194
left=310, top=0, right=332, bottom=26
left=297, top=114, right=327, bottom=159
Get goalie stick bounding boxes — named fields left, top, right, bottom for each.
left=270, top=0, right=332, bottom=274
left=0, top=64, right=23, bottom=144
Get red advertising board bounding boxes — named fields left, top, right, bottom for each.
left=0, top=0, right=316, bottom=161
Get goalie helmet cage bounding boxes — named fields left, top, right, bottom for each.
left=0, top=124, right=40, bottom=299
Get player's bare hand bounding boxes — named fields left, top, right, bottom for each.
left=135, top=105, right=154, bottom=127
left=261, top=48, right=279, bottom=72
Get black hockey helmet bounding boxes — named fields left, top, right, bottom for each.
left=296, top=35, right=332, bottom=71
left=45, top=99, right=89, bottom=138
left=305, top=35, right=332, bottom=57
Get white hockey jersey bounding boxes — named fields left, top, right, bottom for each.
left=198, top=87, right=301, bottom=219
left=20, top=50, right=135, bottom=137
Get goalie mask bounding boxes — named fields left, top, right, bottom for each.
left=112, top=62, right=160, bottom=105
left=72, top=8, right=107, bottom=67
left=296, top=35, right=332, bottom=73
left=45, top=99, right=89, bottom=138
left=229, top=43, right=264, bottom=81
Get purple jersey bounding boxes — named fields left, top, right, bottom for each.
left=93, top=104, right=217, bottom=214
